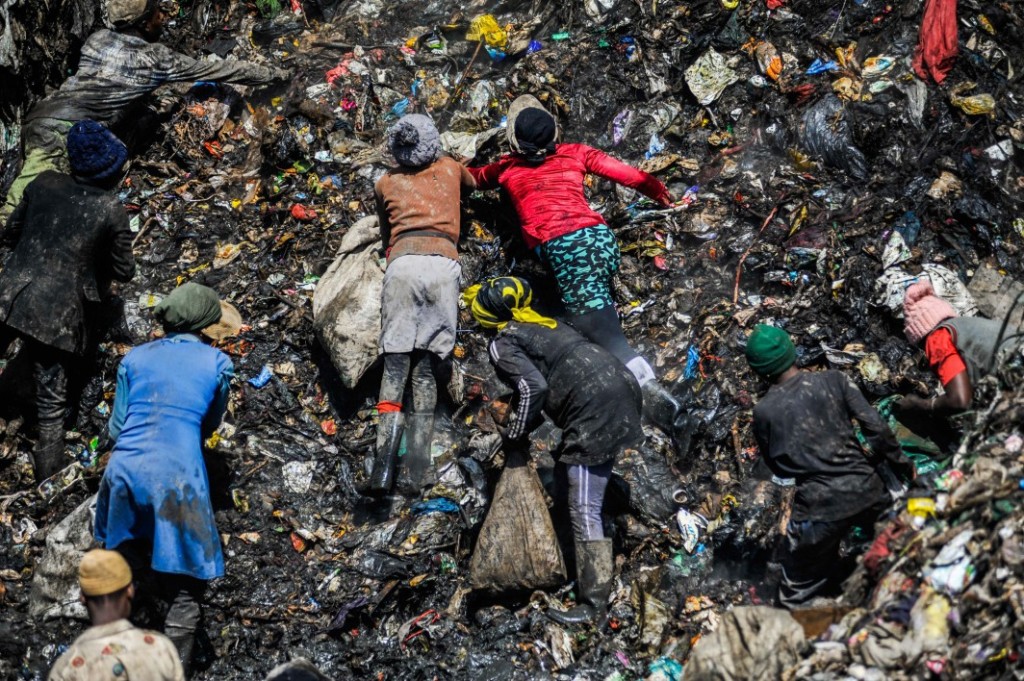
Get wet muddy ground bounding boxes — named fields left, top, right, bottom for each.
left=2, top=0, right=1024, bottom=678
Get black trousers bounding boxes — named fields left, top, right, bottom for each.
left=0, top=326, right=72, bottom=429
left=115, top=539, right=206, bottom=639
left=779, top=499, right=889, bottom=609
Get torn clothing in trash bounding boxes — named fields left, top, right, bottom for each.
left=375, top=156, right=475, bottom=265
left=0, top=171, right=135, bottom=355
left=48, top=619, right=184, bottom=681
left=468, top=143, right=671, bottom=249
left=753, top=370, right=908, bottom=522
left=488, top=320, right=642, bottom=466
left=95, top=334, right=232, bottom=580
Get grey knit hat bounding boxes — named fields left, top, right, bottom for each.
left=387, top=114, right=441, bottom=168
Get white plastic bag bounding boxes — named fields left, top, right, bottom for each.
left=313, top=216, right=384, bottom=388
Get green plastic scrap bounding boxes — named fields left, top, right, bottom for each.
left=255, top=0, right=282, bottom=18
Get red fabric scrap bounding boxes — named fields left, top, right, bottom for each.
left=766, top=0, right=785, bottom=8
left=912, top=0, right=958, bottom=84
left=325, top=64, right=348, bottom=85
left=290, top=204, right=317, bottom=221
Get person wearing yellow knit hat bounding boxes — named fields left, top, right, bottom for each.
left=48, top=549, right=183, bottom=680
left=745, top=324, right=913, bottom=608
left=464, top=276, right=642, bottom=625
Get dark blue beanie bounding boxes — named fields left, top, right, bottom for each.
left=66, top=120, right=129, bottom=181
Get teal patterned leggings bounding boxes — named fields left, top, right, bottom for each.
left=541, top=225, right=620, bottom=315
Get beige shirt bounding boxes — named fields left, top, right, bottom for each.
left=49, top=620, right=184, bottom=681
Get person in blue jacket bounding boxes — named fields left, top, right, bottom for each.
left=94, top=282, right=241, bottom=673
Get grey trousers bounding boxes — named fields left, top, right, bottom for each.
left=566, top=461, right=614, bottom=542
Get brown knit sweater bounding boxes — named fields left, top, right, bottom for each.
left=374, top=156, right=476, bottom=264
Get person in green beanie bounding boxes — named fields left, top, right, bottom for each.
left=95, top=282, right=241, bottom=672
left=745, top=324, right=913, bottom=609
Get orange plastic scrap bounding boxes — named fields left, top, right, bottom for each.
left=754, top=42, right=783, bottom=80
left=203, top=140, right=224, bottom=158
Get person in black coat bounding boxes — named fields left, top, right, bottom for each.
left=0, top=120, right=135, bottom=482
left=464, top=276, right=642, bottom=624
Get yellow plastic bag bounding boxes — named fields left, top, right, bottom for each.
left=949, top=82, right=996, bottom=116
left=466, top=15, right=508, bottom=49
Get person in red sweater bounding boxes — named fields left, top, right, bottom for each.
left=467, top=95, right=686, bottom=440
left=896, top=280, right=1022, bottom=417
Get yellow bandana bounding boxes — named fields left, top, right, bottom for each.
left=462, top=277, right=558, bottom=330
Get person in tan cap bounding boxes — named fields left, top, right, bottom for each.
left=93, top=283, right=241, bottom=673
left=49, top=549, right=183, bottom=680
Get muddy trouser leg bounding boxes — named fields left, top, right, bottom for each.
left=778, top=517, right=841, bottom=608
left=28, top=340, right=70, bottom=480
left=370, top=353, right=411, bottom=492
left=402, top=350, right=437, bottom=493
left=1, top=118, right=72, bottom=223
left=162, top=573, right=206, bottom=675
left=566, top=461, right=613, bottom=542
left=568, top=306, right=657, bottom=384
left=379, top=352, right=411, bottom=404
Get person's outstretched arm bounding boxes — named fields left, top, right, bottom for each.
left=150, top=41, right=286, bottom=87
left=489, top=335, right=548, bottom=441
left=577, top=144, right=673, bottom=206
left=466, top=158, right=508, bottom=191
left=201, top=357, right=235, bottom=440
left=842, top=375, right=914, bottom=478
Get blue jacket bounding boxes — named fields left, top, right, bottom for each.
left=95, top=334, right=233, bottom=580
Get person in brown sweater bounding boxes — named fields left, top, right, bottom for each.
left=369, top=113, right=476, bottom=496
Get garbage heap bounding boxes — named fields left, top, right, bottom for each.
left=1, top=0, right=1023, bottom=678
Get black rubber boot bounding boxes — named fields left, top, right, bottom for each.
left=369, top=411, right=404, bottom=494
left=33, top=421, right=66, bottom=482
left=165, top=626, right=196, bottom=677
left=164, top=577, right=203, bottom=677
left=399, top=412, right=434, bottom=496
left=548, top=539, right=613, bottom=625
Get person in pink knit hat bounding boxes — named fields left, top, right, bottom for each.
left=896, top=279, right=1021, bottom=416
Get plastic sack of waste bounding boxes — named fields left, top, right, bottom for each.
left=469, top=447, right=566, bottom=593
left=29, top=495, right=96, bottom=621
left=799, top=95, right=868, bottom=180
left=312, top=215, right=384, bottom=388
left=685, top=48, right=740, bottom=106
left=686, top=606, right=807, bottom=680
left=874, top=263, right=979, bottom=318
left=610, top=444, right=679, bottom=523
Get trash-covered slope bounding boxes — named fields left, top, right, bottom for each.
left=1, top=0, right=1023, bottom=678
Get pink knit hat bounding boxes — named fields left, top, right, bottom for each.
left=903, top=280, right=957, bottom=345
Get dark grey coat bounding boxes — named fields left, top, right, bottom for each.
left=0, top=171, right=135, bottom=354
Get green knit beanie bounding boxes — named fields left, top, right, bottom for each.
left=745, top=324, right=796, bottom=378
left=154, top=282, right=223, bottom=334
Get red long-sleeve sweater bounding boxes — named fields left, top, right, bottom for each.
left=468, top=143, right=672, bottom=249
